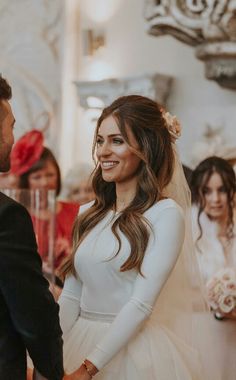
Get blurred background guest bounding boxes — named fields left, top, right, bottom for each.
left=191, top=155, right=236, bottom=380
left=191, top=156, right=236, bottom=284
left=60, top=162, right=95, bottom=205
left=10, top=129, right=79, bottom=274
left=0, top=170, right=19, bottom=189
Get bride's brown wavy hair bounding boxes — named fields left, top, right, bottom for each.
left=60, top=95, right=174, bottom=277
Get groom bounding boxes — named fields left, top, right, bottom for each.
left=0, top=75, right=64, bottom=379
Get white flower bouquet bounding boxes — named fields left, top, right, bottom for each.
left=206, top=268, right=236, bottom=319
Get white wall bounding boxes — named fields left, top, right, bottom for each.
left=0, top=0, right=64, bottom=150
left=67, top=0, right=236, bottom=170
left=1, top=0, right=235, bottom=175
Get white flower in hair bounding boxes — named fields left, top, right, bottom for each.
left=162, top=111, right=181, bottom=141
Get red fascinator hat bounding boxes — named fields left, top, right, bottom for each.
left=11, top=130, right=44, bottom=175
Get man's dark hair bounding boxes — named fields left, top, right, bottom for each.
left=0, top=75, right=12, bottom=100
left=0, top=75, right=12, bottom=124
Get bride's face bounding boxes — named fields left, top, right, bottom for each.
left=96, top=115, right=141, bottom=186
left=203, top=172, right=228, bottom=221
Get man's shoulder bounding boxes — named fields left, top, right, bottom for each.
left=0, top=191, right=12, bottom=203
left=0, top=191, right=31, bottom=223
left=0, top=191, right=16, bottom=204
left=0, top=191, right=25, bottom=209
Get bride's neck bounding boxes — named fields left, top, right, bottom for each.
left=115, top=189, right=136, bottom=212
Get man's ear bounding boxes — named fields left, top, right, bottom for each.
left=0, top=100, right=7, bottom=124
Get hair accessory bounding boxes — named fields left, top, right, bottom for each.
left=162, top=110, right=181, bottom=141
left=11, top=129, right=44, bottom=175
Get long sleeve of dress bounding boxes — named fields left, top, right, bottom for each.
left=87, top=206, right=185, bottom=369
left=58, top=273, right=82, bottom=335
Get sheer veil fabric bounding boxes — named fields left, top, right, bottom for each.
left=159, top=145, right=208, bottom=378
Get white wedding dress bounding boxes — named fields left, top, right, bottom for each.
left=59, top=199, right=204, bottom=379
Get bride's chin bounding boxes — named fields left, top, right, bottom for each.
left=102, top=174, right=114, bottom=182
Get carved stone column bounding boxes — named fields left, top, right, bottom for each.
left=144, top=0, right=236, bottom=89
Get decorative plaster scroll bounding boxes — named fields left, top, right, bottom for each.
left=191, top=124, right=236, bottom=167
left=74, top=73, right=173, bottom=109
left=0, top=0, right=64, bottom=144
left=196, top=41, right=236, bottom=89
left=144, top=0, right=236, bottom=89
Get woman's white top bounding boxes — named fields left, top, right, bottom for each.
left=191, top=205, right=236, bottom=283
left=58, top=199, right=185, bottom=370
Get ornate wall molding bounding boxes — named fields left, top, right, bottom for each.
left=74, top=73, right=173, bottom=109
left=0, top=0, right=64, bottom=144
left=144, top=0, right=236, bottom=89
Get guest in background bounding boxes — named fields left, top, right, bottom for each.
left=191, top=155, right=236, bottom=380
left=10, top=130, right=79, bottom=271
left=0, top=75, right=63, bottom=379
left=61, top=162, right=95, bottom=205
left=0, top=170, right=19, bottom=189
left=191, top=156, right=236, bottom=284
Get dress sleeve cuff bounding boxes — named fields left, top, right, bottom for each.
left=86, top=344, right=109, bottom=370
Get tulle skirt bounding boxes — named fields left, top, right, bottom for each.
left=193, top=311, right=236, bottom=380
left=63, top=311, right=203, bottom=380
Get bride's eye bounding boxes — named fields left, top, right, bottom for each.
left=96, top=138, right=103, bottom=146
left=113, top=138, right=123, bottom=145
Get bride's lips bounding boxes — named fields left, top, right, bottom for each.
left=101, top=161, right=119, bottom=169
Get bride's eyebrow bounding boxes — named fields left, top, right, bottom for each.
left=97, top=133, right=123, bottom=138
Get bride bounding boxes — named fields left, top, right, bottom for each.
left=59, top=95, right=206, bottom=380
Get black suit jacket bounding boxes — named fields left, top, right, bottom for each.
left=0, top=192, right=64, bottom=380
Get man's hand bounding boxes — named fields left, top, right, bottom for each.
left=27, top=368, right=33, bottom=380
left=33, top=368, right=49, bottom=380
left=63, top=365, right=92, bottom=380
